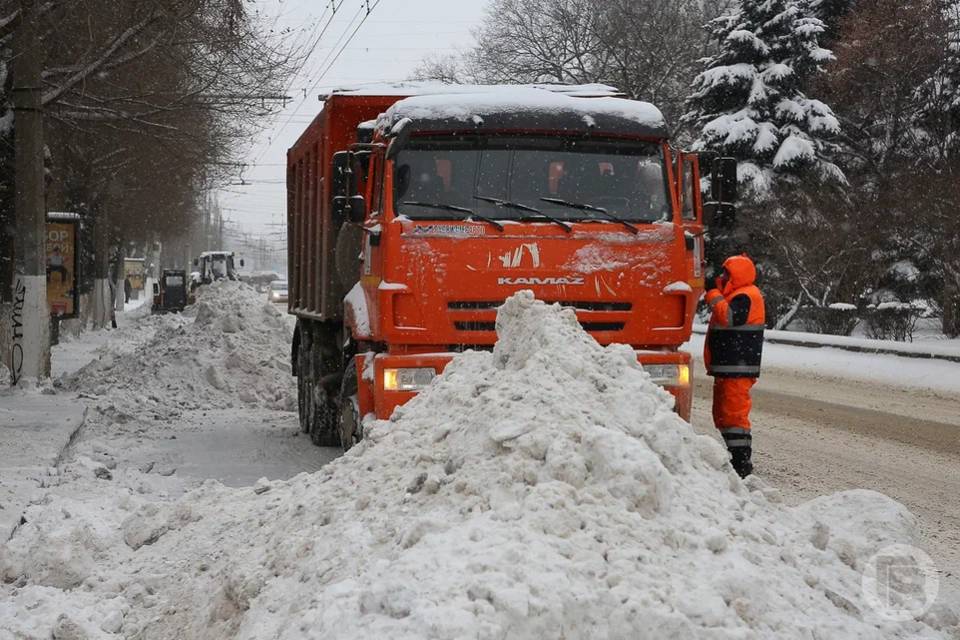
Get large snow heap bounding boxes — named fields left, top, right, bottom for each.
left=63, top=280, right=296, bottom=418
left=1, top=292, right=955, bottom=639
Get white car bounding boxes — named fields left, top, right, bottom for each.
left=268, top=280, right=288, bottom=304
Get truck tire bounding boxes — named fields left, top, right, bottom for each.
left=309, top=380, right=340, bottom=447
left=308, top=323, right=341, bottom=448
left=338, top=366, right=360, bottom=452
left=297, top=374, right=311, bottom=434
left=296, top=322, right=340, bottom=445
left=296, top=333, right=311, bottom=434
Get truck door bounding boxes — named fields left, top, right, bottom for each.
left=678, top=153, right=705, bottom=284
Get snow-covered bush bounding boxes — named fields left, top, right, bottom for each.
left=800, top=304, right=859, bottom=336
left=863, top=302, right=924, bottom=342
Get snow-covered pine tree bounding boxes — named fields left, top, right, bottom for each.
left=683, top=0, right=843, bottom=195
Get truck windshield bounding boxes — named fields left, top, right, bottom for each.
left=394, top=136, right=668, bottom=223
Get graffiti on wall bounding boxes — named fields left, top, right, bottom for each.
left=10, top=277, right=25, bottom=385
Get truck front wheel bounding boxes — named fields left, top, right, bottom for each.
left=338, top=367, right=360, bottom=452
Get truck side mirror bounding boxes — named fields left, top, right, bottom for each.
left=331, top=151, right=353, bottom=199
left=347, top=195, right=367, bottom=223
left=353, top=150, right=371, bottom=183
left=711, top=157, right=738, bottom=204
left=703, top=156, right=737, bottom=228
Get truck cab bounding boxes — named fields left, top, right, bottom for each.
left=288, top=84, right=731, bottom=449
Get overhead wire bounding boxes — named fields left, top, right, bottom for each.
left=265, top=0, right=384, bottom=151
left=250, top=1, right=346, bottom=164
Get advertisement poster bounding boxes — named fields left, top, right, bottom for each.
left=46, top=214, right=79, bottom=319
left=124, top=258, right=145, bottom=291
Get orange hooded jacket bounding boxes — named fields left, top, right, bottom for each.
left=704, top=255, right=765, bottom=378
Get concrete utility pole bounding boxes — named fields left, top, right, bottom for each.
left=10, top=0, right=50, bottom=384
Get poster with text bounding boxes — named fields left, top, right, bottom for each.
left=46, top=219, right=79, bottom=318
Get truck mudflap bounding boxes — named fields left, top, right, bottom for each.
left=359, top=350, right=693, bottom=424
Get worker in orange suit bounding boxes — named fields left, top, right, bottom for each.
left=704, top=254, right=765, bottom=478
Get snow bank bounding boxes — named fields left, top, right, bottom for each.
left=2, top=293, right=955, bottom=639
left=62, top=280, right=295, bottom=418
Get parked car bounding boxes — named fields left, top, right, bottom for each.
left=268, top=280, right=288, bottom=304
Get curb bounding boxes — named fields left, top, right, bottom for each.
left=54, top=405, right=88, bottom=467
left=691, top=327, right=960, bottom=364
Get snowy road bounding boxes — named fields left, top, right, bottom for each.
left=65, top=408, right=337, bottom=488
left=691, top=360, right=960, bottom=606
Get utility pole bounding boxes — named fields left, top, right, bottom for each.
left=10, top=0, right=50, bottom=384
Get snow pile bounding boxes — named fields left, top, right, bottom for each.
left=62, top=280, right=295, bottom=418
left=2, top=293, right=955, bottom=639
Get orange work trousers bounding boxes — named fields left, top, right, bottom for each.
left=712, top=377, right=756, bottom=432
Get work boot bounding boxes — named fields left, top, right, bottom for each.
left=722, top=431, right=753, bottom=478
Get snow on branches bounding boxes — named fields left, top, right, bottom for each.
left=683, top=0, right=844, bottom=194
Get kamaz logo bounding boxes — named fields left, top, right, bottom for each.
left=497, top=276, right=585, bottom=286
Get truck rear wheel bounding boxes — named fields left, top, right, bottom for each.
left=309, top=381, right=339, bottom=447
left=296, top=321, right=341, bottom=446
left=297, top=374, right=310, bottom=434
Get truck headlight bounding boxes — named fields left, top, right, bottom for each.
left=644, top=364, right=690, bottom=387
left=383, top=367, right=436, bottom=391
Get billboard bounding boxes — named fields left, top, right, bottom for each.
left=46, top=213, right=80, bottom=319
left=124, top=258, right=146, bottom=291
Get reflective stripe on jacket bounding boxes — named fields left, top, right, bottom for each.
left=704, top=256, right=766, bottom=378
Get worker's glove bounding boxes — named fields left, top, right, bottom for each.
left=722, top=432, right=753, bottom=478
left=715, top=275, right=727, bottom=291
left=704, top=288, right=724, bottom=308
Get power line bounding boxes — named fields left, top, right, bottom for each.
left=268, top=0, right=383, bottom=151
left=251, top=1, right=343, bottom=165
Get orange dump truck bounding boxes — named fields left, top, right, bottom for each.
left=287, top=83, right=735, bottom=448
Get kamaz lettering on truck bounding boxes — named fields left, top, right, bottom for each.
left=287, top=83, right=736, bottom=449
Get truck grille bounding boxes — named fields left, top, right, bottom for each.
left=454, top=320, right=625, bottom=332
left=448, top=300, right=631, bottom=311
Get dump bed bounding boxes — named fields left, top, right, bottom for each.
left=287, top=94, right=398, bottom=319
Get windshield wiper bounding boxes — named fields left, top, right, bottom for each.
left=475, top=195, right=572, bottom=232
left=539, top=197, right=638, bottom=234
left=401, top=201, right=503, bottom=231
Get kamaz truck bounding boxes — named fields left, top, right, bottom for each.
left=287, top=83, right=735, bottom=449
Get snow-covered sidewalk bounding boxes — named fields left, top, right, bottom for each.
left=0, top=388, right=86, bottom=539
left=0, top=302, right=159, bottom=541
left=686, top=332, right=960, bottom=397
left=692, top=323, right=960, bottom=361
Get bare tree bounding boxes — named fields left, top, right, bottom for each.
left=0, top=0, right=300, bottom=334
left=416, top=0, right=723, bottom=132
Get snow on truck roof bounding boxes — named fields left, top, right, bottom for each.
left=374, top=85, right=668, bottom=139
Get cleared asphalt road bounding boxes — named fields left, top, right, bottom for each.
left=690, top=359, right=960, bottom=608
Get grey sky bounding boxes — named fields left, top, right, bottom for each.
left=217, top=0, right=488, bottom=267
